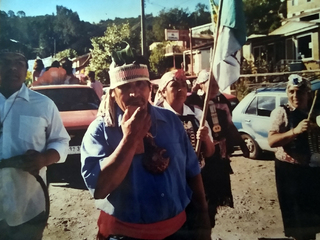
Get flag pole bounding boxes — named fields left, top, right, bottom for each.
left=195, top=0, right=223, bottom=156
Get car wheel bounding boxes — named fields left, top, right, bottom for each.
left=241, top=133, right=261, bottom=159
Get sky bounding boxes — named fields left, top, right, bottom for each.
left=0, top=0, right=210, bottom=23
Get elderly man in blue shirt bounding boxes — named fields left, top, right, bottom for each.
left=81, top=50, right=210, bottom=240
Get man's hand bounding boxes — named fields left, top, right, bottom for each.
left=121, top=106, right=151, bottom=141
left=196, top=126, right=209, bottom=142
left=20, top=150, right=46, bottom=176
left=0, top=150, right=55, bottom=176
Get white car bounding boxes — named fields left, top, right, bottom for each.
left=232, top=79, right=320, bottom=159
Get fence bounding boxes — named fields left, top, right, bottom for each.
left=239, top=69, right=320, bottom=83
left=232, top=69, right=320, bottom=100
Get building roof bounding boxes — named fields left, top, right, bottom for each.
left=247, top=34, right=267, bottom=39
left=269, top=21, right=319, bottom=36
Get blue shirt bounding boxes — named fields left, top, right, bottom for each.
left=81, top=104, right=200, bottom=224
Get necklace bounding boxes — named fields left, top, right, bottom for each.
left=0, top=89, right=20, bottom=135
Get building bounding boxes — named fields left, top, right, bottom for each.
left=156, top=23, right=214, bottom=77
left=244, top=0, right=320, bottom=72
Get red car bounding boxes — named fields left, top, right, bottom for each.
left=31, top=84, right=100, bottom=156
left=31, top=85, right=100, bottom=184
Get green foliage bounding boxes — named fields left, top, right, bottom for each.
left=234, top=78, right=251, bottom=101
left=55, top=49, right=78, bottom=60
left=149, top=42, right=172, bottom=78
left=152, top=8, right=191, bottom=41
left=0, top=7, right=99, bottom=59
left=1, top=2, right=284, bottom=75
left=54, top=6, right=80, bottom=46
left=24, top=71, right=32, bottom=87
left=243, top=0, right=282, bottom=35
left=89, top=23, right=132, bottom=85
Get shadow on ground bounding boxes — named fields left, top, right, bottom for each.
left=47, top=155, right=87, bottom=190
left=231, top=150, right=275, bottom=161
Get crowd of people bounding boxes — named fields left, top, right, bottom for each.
left=0, top=43, right=320, bottom=240
left=31, top=55, right=104, bottom=100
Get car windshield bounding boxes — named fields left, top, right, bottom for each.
left=36, top=88, right=101, bottom=111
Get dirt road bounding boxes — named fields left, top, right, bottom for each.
left=43, top=151, right=288, bottom=240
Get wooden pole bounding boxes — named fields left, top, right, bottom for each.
left=308, top=90, right=318, bottom=120
left=195, top=0, right=223, bottom=156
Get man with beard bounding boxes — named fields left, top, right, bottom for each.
left=80, top=53, right=210, bottom=240
left=0, top=51, right=70, bottom=240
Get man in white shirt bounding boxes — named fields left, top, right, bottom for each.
left=87, top=71, right=104, bottom=99
left=0, top=52, right=70, bottom=240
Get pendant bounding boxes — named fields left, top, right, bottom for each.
left=212, top=124, right=221, bottom=133
left=142, top=135, right=170, bottom=174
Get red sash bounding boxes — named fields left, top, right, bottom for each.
left=97, top=210, right=186, bottom=240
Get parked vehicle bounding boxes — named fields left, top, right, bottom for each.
left=232, top=79, right=320, bottom=159
left=31, top=85, right=100, bottom=160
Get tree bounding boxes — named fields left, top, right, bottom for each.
left=54, top=6, right=81, bottom=47
left=89, top=23, right=132, bottom=85
left=149, top=42, right=172, bottom=78
left=7, top=10, right=15, bottom=18
left=189, top=3, right=211, bottom=27
left=152, top=7, right=191, bottom=41
left=55, top=49, right=78, bottom=60
left=243, top=0, right=282, bottom=35
left=17, top=11, right=26, bottom=18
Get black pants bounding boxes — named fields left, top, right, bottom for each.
left=275, top=159, right=320, bottom=240
left=0, top=212, right=47, bottom=240
left=201, top=155, right=234, bottom=228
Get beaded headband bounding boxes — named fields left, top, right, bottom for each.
left=109, top=63, right=150, bottom=89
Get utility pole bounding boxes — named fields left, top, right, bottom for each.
left=141, top=0, right=146, bottom=57
left=189, top=28, right=193, bottom=75
left=54, top=38, right=56, bottom=58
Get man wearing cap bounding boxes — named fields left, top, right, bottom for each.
left=185, top=69, right=249, bottom=228
left=268, top=74, right=320, bottom=240
left=0, top=52, right=70, bottom=240
left=81, top=56, right=211, bottom=240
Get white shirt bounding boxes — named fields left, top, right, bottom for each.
left=163, top=101, right=213, bottom=142
left=0, top=84, right=70, bottom=226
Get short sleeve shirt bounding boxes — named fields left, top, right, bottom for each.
left=81, top=105, right=200, bottom=224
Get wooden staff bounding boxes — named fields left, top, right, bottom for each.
left=195, top=0, right=223, bottom=156
left=308, top=89, right=318, bottom=120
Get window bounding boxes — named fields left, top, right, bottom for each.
left=245, top=97, right=257, bottom=115
left=253, top=45, right=266, bottom=68
left=37, top=88, right=100, bottom=111
left=292, top=0, right=297, bottom=6
left=257, top=96, right=275, bottom=117
left=245, top=95, right=276, bottom=116
left=297, top=34, right=312, bottom=59
left=286, top=38, right=296, bottom=60
left=280, top=97, right=288, bottom=106
left=300, top=13, right=319, bottom=21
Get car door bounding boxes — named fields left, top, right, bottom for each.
left=242, top=94, right=276, bottom=152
